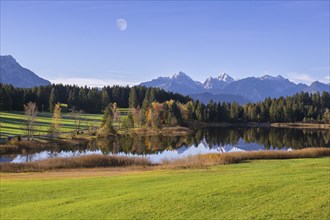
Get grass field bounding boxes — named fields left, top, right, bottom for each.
left=0, top=111, right=102, bottom=138
left=1, top=158, right=329, bottom=219
left=0, top=110, right=127, bottom=138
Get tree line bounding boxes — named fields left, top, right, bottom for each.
left=1, top=83, right=329, bottom=125
left=99, top=90, right=330, bottom=135
left=0, top=84, right=191, bottom=113
left=195, top=91, right=330, bottom=123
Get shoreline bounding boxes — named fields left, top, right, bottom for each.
left=191, top=122, right=330, bottom=129
left=270, top=122, right=330, bottom=129
left=128, top=126, right=193, bottom=136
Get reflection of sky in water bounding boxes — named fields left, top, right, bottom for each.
left=11, top=150, right=104, bottom=163
left=7, top=139, right=291, bottom=164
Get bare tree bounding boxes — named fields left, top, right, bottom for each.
left=71, top=108, right=84, bottom=134
left=24, top=102, right=38, bottom=140
left=49, top=103, right=61, bottom=138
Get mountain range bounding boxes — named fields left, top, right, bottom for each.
left=141, top=72, right=329, bottom=103
left=1, top=55, right=329, bottom=104
left=0, top=55, right=50, bottom=88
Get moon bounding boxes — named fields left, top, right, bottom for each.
left=116, top=18, right=127, bottom=31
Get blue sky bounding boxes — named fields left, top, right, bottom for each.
left=1, top=1, right=329, bottom=86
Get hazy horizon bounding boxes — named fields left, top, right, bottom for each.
left=1, top=1, right=329, bottom=86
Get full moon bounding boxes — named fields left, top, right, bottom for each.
left=116, top=18, right=127, bottom=31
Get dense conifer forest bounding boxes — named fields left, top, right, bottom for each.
left=0, top=84, right=191, bottom=113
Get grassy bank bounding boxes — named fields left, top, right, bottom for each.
left=1, top=148, right=329, bottom=172
left=1, top=157, right=329, bottom=219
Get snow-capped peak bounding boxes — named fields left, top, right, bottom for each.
left=260, top=75, right=272, bottom=80
left=218, top=73, right=234, bottom=83
left=203, top=77, right=217, bottom=89
left=172, top=71, right=191, bottom=80
left=204, top=76, right=215, bottom=82
left=205, top=76, right=212, bottom=81
left=260, top=75, right=285, bottom=80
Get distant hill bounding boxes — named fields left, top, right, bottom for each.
left=189, top=92, right=250, bottom=105
left=303, top=81, right=330, bottom=94
left=221, top=75, right=301, bottom=102
left=0, top=55, right=50, bottom=88
left=140, top=72, right=329, bottom=103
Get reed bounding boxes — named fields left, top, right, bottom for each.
left=162, top=148, right=330, bottom=169
left=1, top=148, right=329, bottom=172
left=0, top=154, right=151, bottom=172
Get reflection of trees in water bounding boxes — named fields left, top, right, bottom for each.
left=14, top=128, right=329, bottom=160
left=12, top=140, right=95, bottom=158
left=94, top=127, right=329, bottom=155
left=203, top=127, right=330, bottom=149
left=95, top=135, right=190, bottom=155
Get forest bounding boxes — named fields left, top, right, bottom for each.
left=0, top=83, right=329, bottom=125
left=0, top=84, right=190, bottom=112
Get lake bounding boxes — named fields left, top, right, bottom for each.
left=1, top=127, right=329, bottom=164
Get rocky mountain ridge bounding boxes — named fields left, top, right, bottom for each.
left=141, top=71, right=329, bottom=103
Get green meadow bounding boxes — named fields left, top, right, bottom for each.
left=0, top=111, right=102, bottom=138
left=1, top=158, right=329, bottom=219
left=0, top=110, right=127, bottom=138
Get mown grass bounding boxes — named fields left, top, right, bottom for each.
left=0, top=110, right=131, bottom=138
left=1, top=157, right=329, bottom=219
left=0, top=111, right=104, bottom=137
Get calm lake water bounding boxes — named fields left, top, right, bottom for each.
left=1, top=127, right=329, bottom=164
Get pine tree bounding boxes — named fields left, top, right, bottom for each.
left=0, top=86, right=12, bottom=111
left=78, top=89, right=87, bottom=110
left=67, top=89, right=76, bottom=109
left=139, top=108, right=146, bottom=127
left=230, top=102, right=240, bottom=122
left=101, top=115, right=115, bottom=135
left=142, top=89, right=151, bottom=110
left=321, top=91, right=330, bottom=109
left=126, top=110, right=134, bottom=128
left=101, top=104, right=113, bottom=127
left=49, top=87, right=59, bottom=112
left=128, top=87, right=139, bottom=108
left=101, top=87, right=110, bottom=109
left=196, top=103, right=205, bottom=121
left=86, top=88, right=101, bottom=113
left=171, top=101, right=183, bottom=125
